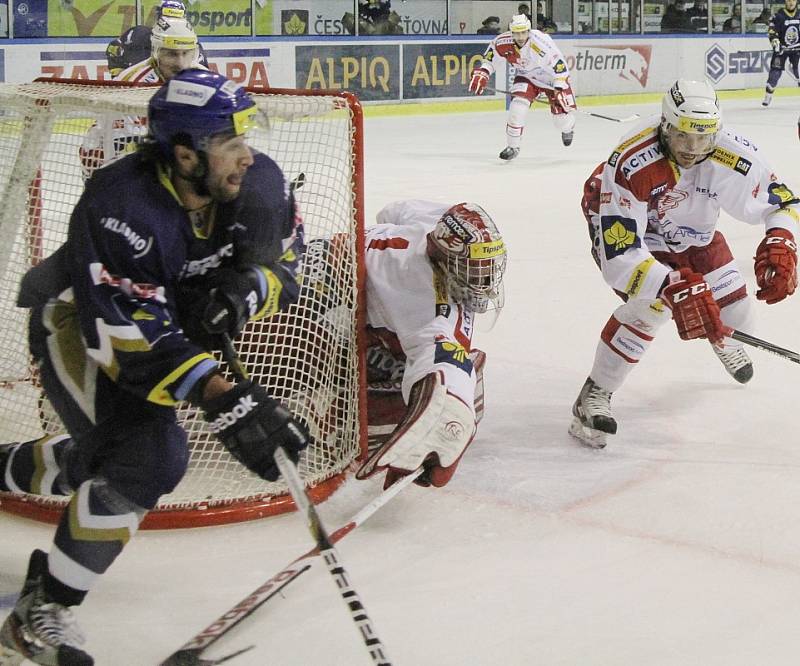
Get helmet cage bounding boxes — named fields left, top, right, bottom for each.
left=427, top=204, right=507, bottom=314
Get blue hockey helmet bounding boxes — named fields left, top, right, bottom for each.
left=147, top=69, right=260, bottom=154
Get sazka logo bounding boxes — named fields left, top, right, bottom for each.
left=705, top=44, right=727, bottom=83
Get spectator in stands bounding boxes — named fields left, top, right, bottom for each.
left=661, top=0, right=694, bottom=32
left=686, top=0, right=709, bottom=30
left=518, top=3, right=534, bottom=24
left=752, top=6, right=772, bottom=30
left=358, top=0, right=403, bottom=34
left=536, top=1, right=558, bottom=32
left=477, top=16, right=502, bottom=34
left=722, top=3, right=742, bottom=31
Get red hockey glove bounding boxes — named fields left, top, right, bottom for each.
left=661, top=268, right=726, bottom=345
left=469, top=68, right=490, bottom=95
left=754, top=228, right=797, bottom=304
left=553, top=87, right=575, bottom=112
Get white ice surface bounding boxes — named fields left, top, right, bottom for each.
left=3, top=96, right=800, bottom=666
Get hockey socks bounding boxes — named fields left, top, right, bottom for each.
left=0, top=434, right=73, bottom=495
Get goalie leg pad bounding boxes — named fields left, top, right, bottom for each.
left=356, top=372, right=477, bottom=488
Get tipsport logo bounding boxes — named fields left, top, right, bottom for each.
left=705, top=44, right=772, bottom=83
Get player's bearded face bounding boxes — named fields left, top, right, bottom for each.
left=663, top=124, right=717, bottom=168
left=512, top=30, right=529, bottom=47
left=202, top=134, right=254, bottom=202
left=157, top=47, right=197, bottom=80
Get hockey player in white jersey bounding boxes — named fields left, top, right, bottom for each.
left=469, top=14, right=577, bottom=160
left=570, top=79, right=798, bottom=449
left=354, top=200, right=507, bottom=488
left=80, top=3, right=205, bottom=181
left=115, top=5, right=203, bottom=83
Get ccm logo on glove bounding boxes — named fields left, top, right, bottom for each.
left=667, top=281, right=710, bottom=304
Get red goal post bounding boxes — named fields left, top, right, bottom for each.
left=0, top=79, right=367, bottom=528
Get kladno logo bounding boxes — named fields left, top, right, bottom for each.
left=705, top=44, right=727, bottom=83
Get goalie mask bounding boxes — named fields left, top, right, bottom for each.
left=660, top=79, right=722, bottom=168
left=426, top=203, right=507, bottom=314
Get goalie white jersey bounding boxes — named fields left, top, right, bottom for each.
left=478, top=28, right=571, bottom=90
left=365, top=200, right=478, bottom=413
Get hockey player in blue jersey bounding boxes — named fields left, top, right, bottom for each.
left=762, top=0, right=800, bottom=106
left=0, top=70, right=309, bottom=666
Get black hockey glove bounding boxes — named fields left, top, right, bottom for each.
left=202, top=268, right=260, bottom=339
left=201, top=380, right=310, bottom=481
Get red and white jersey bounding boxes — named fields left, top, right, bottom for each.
left=583, top=115, right=800, bottom=301
left=115, top=56, right=164, bottom=83
left=477, top=29, right=570, bottom=90
left=114, top=56, right=206, bottom=83
left=365, top=200, right=477, bottom=412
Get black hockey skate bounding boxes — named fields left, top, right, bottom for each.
left=561, top=131, right=574, bottom=146
left=568, top=377, right=617, bottom=449
left=712, top=343, right=753, bottom=384
left=499, top=146, right=520, bottom=161
left=0, top=550, right=93, bottom=666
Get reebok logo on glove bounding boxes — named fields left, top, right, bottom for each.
left=208, top=394, right=258, bottom=433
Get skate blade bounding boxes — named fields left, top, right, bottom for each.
left=568, top=418, right=608, bottom=449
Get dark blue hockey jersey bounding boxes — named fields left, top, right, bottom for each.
left=18, top=149, right=304, bottom=407
left=769, top=7, right=800, bottom=49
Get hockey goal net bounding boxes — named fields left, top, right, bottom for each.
left=0, top=79, right=366, bottom=528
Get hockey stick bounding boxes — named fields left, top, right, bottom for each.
left=485, top=86, right=640, bottom=122
left=160, top=468, right=422, bottom=666
left=727, top=328, right=800, bottom=365
left=218, top=334, right=394, bottom=666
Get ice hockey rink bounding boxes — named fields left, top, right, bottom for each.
left=3, top=92, right=800, bottom=665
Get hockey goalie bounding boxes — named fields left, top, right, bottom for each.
left=353, top=200, right=507, bottom=488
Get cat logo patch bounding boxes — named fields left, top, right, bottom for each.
left=554, top=60, right=567, bottom=73
left=601, top=216, right=639, bottom=259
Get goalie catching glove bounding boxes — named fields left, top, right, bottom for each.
left=202, top=379, right=309, bottom=481
left=661, top=267, right=726, bottom=345
left=754, top=228, right=797, bottom=304
left=356, top=371, right=477, bottom=489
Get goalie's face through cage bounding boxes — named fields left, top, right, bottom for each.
left=426, top=204, right=507, bottom=314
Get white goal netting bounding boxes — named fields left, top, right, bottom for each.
left=0, top=81, right=366, bottom=527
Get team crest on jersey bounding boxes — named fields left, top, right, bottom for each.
left=601, top=215, right=639, bottom=259
left=767, top=182, right=799, bottom=206
left=434, top=337, right=473, bottom=373
left=554, top=59, right=567, bottom=73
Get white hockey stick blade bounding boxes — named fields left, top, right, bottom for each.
left=160, top=468, right=423, bottom=666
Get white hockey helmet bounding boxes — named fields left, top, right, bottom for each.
left=426, top=203, right=507, bottom=314
left=661, top=79, right=721, bottom=165
left=661, top=79, right=721, bottom=134
left=509, top=14, right=532, bottom=32
left=151, top=16, right=198, bottom=56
